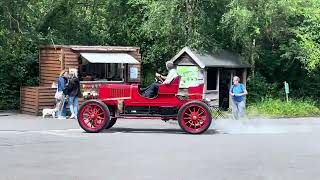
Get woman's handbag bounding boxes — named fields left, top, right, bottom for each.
left=54, top=89, right=63, bottom=100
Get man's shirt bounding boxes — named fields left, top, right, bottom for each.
left=163, top=69, right=178, bottom=84
left=230, top=83, right=246, bottom=102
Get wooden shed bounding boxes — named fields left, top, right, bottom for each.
left=21, top=45, right=141, bottom=115
left=171, top=47, right=250, bottom=109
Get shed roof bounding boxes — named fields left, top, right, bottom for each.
left=170, top=47, right=250, bottom=68
left=40, top=45, right=140, bottom=52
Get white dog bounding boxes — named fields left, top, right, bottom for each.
left=42, top=107, right=58, bottom=118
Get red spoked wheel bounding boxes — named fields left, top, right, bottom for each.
left=178, top=101, right=212, bottom=134
left=78, top=100, right=110, bottom=133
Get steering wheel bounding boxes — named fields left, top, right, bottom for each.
left=155, top=73, right=165, bottom=83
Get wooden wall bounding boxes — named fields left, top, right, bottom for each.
left=39, top=48, right=62, bottom=87
left=173, top=53, right=198, bottom=66
left=20, top=86, right=85, bottom=116
left=40, top=47, right=80, bottom=86
left=20, top=87, right=56, bottom=115
left=63, top=48, right=80, bottom=70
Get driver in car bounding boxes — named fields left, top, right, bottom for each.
left=142, top=61, right=178, bottom=98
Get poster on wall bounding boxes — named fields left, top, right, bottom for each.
left=130, top=66, right=138, bottom=79
left=177, top=66, right=200, bottom=88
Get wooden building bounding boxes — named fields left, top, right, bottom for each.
left=21, top=45, right=141, bottom=115
left=171, top=47, right=250, bottom=109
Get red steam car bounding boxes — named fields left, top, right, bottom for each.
left=77, top=76, right=213, bottom=134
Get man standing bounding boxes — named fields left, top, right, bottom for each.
left=230, top=76, right=248, bottom=120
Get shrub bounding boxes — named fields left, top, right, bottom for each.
left=247, top=98, right=320, bottom=117
left=246, top=73, right=280, bottom=103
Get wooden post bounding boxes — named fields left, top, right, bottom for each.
left=20, top=86, right=23, bottom=113
left=39, top=48, right=41, bottom=86
left=229, top=70, right=235, bottom=108
left=35, top=88, right=39, bottom=116
left=242, top=68, right=247, bottom=86
left=284, top=81, right=289, bottom=102
left=60, top=48, right=65, bottom=70
left=203, top=68, right=207, bottom=93
left=216, top=68, right=220, bottom=91
left=251, top=39, right=256, bottom=78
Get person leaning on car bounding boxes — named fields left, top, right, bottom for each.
left=142, top=61, right=178, bottom=98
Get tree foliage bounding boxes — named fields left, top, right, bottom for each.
left=0, top=0, right=319, bottom=109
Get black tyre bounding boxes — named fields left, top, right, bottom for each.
left=105, top=118, right=117, bottom=129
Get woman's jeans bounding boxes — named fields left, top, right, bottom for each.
left=232, top=100, right=245, bottom=120
left=68, top=96, right=79, bottom=117
left=56, top=97, right=67, bottom=118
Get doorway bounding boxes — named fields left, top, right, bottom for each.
left=219, top=69, right=232, bottom=110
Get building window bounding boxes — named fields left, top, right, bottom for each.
left=80, top=63, right=123, bottom=81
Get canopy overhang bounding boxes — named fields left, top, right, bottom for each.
left=80, top=53, right=140, bottom=64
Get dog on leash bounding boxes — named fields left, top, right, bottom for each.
left=42, top=107, right=58, bottom=118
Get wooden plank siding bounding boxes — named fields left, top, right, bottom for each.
left=39, top=47, right=61, bottom=87
left=173, top=53, right=198, bottom=66
left=20, top=87, right=85, bottom=116
left=63, top=47, right=79, bottom=70
left=39, top=47, right=80, bottom=86
left=20, top=87, right=37, bottom=115
left=20, top=87, right=55, bottom=115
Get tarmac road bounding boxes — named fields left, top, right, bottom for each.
left=0, top=114, right=320, bottom=180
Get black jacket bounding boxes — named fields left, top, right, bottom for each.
left=67, top=77, right=81, bottom=97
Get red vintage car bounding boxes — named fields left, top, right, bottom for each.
left=77, top=76, right=213, bottom=134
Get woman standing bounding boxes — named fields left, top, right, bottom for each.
left=229, top=76, right=248, bottom=120
left=55, top=70, right=69, bottom=119
left=67, top=72, right=81, bottom=119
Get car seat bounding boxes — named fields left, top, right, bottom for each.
left=158, top=76, right=181, bottom=95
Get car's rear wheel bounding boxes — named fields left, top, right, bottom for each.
left=105, top=118, right=117, bottom=129
left=178, top=101, right=212, bottom=134
left=78, top=100, right=110, bottom=133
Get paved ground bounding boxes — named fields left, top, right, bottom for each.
left=0, top=114, right=320, bottom=180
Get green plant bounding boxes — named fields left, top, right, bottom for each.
left=247, top=98, right=320, bottom=117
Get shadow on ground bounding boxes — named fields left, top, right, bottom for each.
left=86, top=127, right=219, bottom=135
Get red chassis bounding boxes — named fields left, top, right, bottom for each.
left=78, top=77, right=213, bottom=134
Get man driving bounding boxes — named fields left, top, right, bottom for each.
left=142, top=61, right=178, bottom=98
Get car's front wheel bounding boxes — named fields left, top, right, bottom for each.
left=78, top=100, right=110, bottom=133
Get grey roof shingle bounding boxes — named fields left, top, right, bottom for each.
left=171, top=47, right=250, bottom=68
